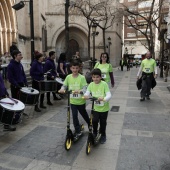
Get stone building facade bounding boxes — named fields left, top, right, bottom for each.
left=0, top=0, right=122, bottom=67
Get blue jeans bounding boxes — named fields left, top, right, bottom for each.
left=71, top=104, right=90, bottom=133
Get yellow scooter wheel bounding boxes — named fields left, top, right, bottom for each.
left=81, top=124, right=84, bottom=130
left=86, top=141, right=91, bottom=155
left=65, top=137, right=72, bottom=150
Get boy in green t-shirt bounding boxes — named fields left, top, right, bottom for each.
left=59, top=61, right=90, bottom=138
left=84, top=68, right=112, bottom=144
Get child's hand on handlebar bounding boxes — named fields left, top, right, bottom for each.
left=73, top=90, right=83, bottom=94
left=58, top=89, right=65, bottom=94
left=98, top=97, right=104, bottom=101
left=83, top=96, right=89, bottom=100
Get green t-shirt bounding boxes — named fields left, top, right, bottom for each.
left=64, top=74, right=87, bottom=105
left=94, top=62, right=113, bottom=83
left=141, top=58, right=156, bottom=73
left=87, top=81, right=110, bottom=112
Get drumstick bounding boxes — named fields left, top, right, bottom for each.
left=44, top=69, right=52, bottom=75
left=8, top=97, right=18, bottom=104
left=0, top=101, right=14, bottom=105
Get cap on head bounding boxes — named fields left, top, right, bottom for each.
left=34, top=51, right=43, bottom=60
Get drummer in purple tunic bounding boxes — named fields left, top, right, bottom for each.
left=44, top=51, right=61, bottom=105
left=7, top=50, right=27, bottom=99
left=30, top=51, right=46, bottom=112
left=0, top=73, right=16, bottom=131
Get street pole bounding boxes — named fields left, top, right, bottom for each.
left=92, top=32, right=95, bottom=68
left=107, top=37, right=112, bottom=57
left=65, top=0, right=69, bottom=57
left=160, top=39, right=164, bottom=78
left=30, top=0, right=35, bottom=63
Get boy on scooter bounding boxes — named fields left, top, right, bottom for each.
left=84, top=68, right=112, bottom=144
left=59, top=61, right=90, bottom=139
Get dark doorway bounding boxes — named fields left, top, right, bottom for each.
left=68, top=39, right=79, bottom=60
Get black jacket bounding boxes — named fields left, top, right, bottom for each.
left=136, top=76, right=157, bottom=90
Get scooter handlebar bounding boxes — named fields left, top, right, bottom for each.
left=82, top=96, right=106, bottom=102
left=58, top=90, right=83, bottom=94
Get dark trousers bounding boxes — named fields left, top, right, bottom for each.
left=92, top=111, right=108, bottom=136
left=71, top=104, right=90, bottom=133
left=46, top=77, right=56, bottom=102
left=127, top=65, right=130, bottom=71
left=10, top=83, right=24, bottom=99
left=121, top=65, right=123, bottom=71
left=32, top=80, right=44, bottom=107
left=141, top=73, right=153, bottom=98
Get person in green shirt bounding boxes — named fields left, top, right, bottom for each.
left=137, top=51, right=157, bottom=101
left=94, top=52, right=114, bottom=88
left=59, top=61, right=90, bottom=138
left=84, top=68, right=112, bottom=144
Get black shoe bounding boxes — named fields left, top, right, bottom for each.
left=4, top=125, right=16, bottom=131
left=54, top=94, right=62, bottom=100
left=47, top=101, right=53, bottom=105
left=40, top=105, right=46, bottom=109
left=34, top=107, right=41, bottom=112
left=100, top=136, right=106, bottom=144
left=146, top=96, right=150, bottom=100
left=140, top=97, right=145, bottom=101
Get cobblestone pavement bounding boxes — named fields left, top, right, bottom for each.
left=0, top=67, right=170, bottom=170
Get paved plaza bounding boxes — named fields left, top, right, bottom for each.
left=0, top=67, right=170, bottom=170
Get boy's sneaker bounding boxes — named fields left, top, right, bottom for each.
left=100, top=136, right=106, bottom=144
left=77, top=131, right=82, bottom=137
left=73, top=131, right=82, bottom=141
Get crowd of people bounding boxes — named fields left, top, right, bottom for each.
left=0, top=44, right=167, bottom=145
left=0, top=45, right=115, bottom=144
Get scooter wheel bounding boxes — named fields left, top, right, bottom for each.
left=65, top=137, right=72, bottom=151
left=86, top=141, right=91, bottom=155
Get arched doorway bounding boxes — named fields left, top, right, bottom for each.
left=0, top=0, right=17, bottom=55
left=68, top=39, right=79, bottom=59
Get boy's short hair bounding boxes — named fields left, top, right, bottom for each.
left=12, top=50, right=21, bottom=59
left=70, top=60, right=80, bottom=67
left=91, top=68, right=101, bottom=77
left=49, top=51, right=55, bottom=57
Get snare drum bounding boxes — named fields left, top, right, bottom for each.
left=19, top=87, right=39, bottom=105
left=39, top=80, right=57, bottom=92
left=0, top=98, right=25, bottom=125
left=55, top=77, right=64, bottom=85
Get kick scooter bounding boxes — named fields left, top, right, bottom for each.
left=85, top=97, right=101, bottom=155
left=59, top=90, right=84, bottom=151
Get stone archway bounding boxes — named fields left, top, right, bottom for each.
left=55, top=26, right=88, bottom=61
left=0, top=0, right=17, bottom=55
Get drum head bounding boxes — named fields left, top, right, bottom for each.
left=21, top=87, right=39, bottom=94
left=0, top=98, right=25, bottom=111
left=55, top=78, right=64, bottom=85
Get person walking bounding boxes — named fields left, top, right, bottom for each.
left=7, top=50, right=27, bottom=99
left=137, top=51, right=157, bottom=101
left=44, top=51, right=61, bottom=105
left=94, top=52, right=114, bottom=88
left=126, top=58, right=130, bottom=71
left=30, top=51, right=46, bottom=112
left=120, top=57, right=125, bottom=71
